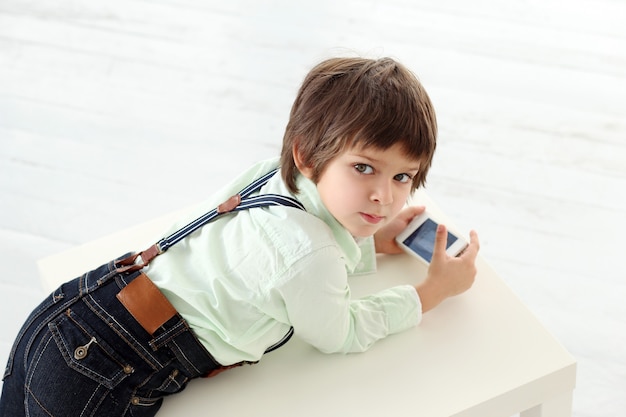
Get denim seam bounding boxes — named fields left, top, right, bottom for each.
left=22, top=297, right=78, bottom=374
left=79, top=385, right=100, bottom=417
left=25, top=383, right=54, bottom=417
left=82, top=266, right=118, bottom=296
left=82, top=387, right=111, bottom=417
left=155, top=373, right=182, bottom=393
left=25, top=334, right=55, bottom=416
left=169, top=339, right=202, bottom=376
left=149, top=321, right=187, bottom=351
left=3, top=285, right=73, bottom=379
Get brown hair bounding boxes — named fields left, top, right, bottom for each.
left=280, top=57, right=438, bottom=194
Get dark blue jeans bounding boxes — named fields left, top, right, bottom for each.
left=0, top=255, right=220, bottom=417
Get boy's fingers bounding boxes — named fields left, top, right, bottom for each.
left=469, top=230, right=480, bottom=250
left=432, top=224, right=448, bottom=259
left=402, top=205, right=425, bottom=222
left=411, top=205, right=426, bottom=216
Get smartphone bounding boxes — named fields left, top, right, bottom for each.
left=395, top=212, right=468, bottom=264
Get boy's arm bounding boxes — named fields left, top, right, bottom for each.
left=276, top=247, right=421, bottom=354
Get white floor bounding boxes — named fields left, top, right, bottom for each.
left=1, top=1, right=624, bottom=416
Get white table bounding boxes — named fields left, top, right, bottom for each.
left=38, top=193, right=576, bottom=417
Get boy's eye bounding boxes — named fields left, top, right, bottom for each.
left=354, top=164, right=374, bottom=174
left=394, top=173, right=413, bottom=183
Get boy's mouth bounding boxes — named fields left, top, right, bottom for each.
left=360, top=212, right=384, bottom=224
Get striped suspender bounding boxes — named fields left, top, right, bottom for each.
left=116, top=167, right=305, bottom=273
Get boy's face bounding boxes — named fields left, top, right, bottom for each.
left=300, top=143, right=421, bottom=237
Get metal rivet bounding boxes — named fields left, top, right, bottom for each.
left=74, top=337, right=96, bottom=360
left=171, top=369, right=179, bottom=378
left=131, top=397, right=140, bottom=405
left=123, top=365, right=134, bottom=374
left=74, top=347, right=86, bottom=359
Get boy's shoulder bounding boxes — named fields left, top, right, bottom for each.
left=251, top=194, right=337, bottom=252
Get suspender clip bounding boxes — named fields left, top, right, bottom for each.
left=217, top=194, right=242, bottom=214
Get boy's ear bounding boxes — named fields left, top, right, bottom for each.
left=292, top=143, right=314, bottom=179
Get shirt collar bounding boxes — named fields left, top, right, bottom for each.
left=292, top=173, right=362, bottom=273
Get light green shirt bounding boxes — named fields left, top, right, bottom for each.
left=146, top=158, right=422, bottom=365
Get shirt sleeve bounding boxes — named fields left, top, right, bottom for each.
left=350, top=236, right=377, bottom=276
left=275, top=245, right=422, bottom=354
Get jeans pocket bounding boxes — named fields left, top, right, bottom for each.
left=49, top=309, right=132, bottom=389
left=24, top=309, right=133, bottom=416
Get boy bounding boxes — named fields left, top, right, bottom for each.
left=1, top=57, right=479, bottom=416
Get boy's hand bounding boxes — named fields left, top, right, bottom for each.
left=416, top=224, right=480, bottom=313
left=374, top=206, right=425, bottom=254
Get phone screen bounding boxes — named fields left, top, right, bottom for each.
left=401, top=218, right=458, bottom=262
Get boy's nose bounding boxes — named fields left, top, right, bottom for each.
left=370, top=181, right=393, bottom=205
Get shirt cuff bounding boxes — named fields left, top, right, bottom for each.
left=383, top=285, right=423, bottom=334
